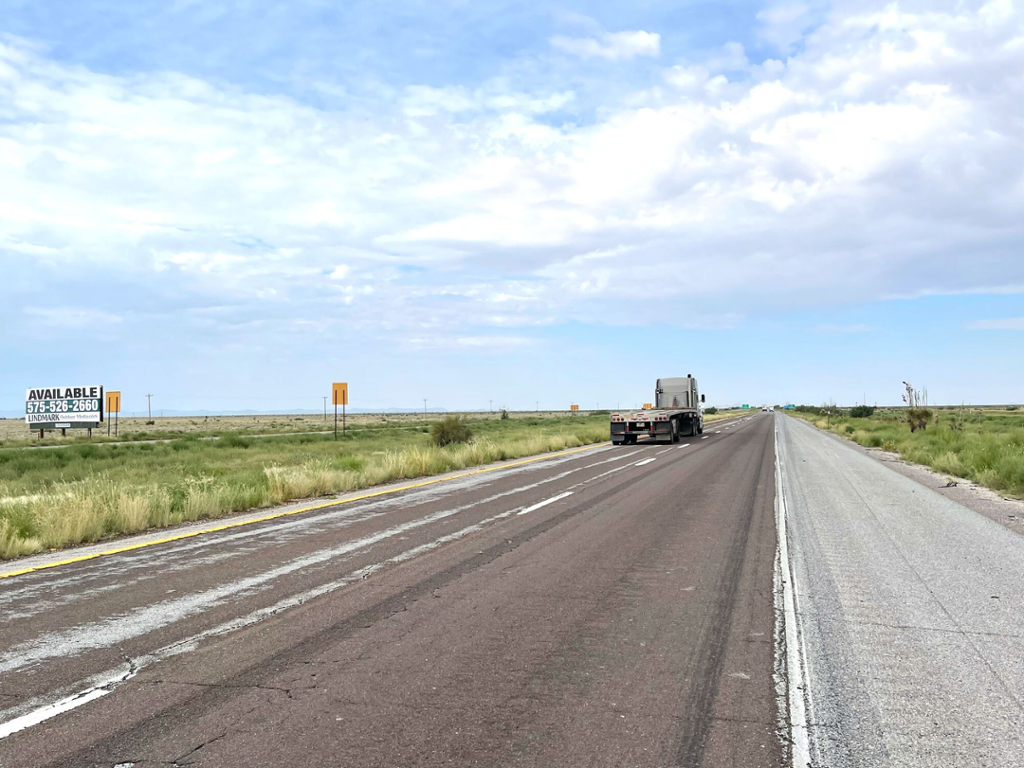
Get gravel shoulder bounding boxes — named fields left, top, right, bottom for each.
left=790, top=416, right=1024, bottom=538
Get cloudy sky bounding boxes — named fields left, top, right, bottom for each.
left=2, top=0, right=1022, bottom=414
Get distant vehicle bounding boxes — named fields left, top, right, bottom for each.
left=610, top=376, right=705, bottom=445
left=761, top=406, right=768, bottom=412
left=769, top=406, right=775, bottom=412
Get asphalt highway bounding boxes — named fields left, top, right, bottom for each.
left=1, top=414, right=780, bottom=768
left=5, top=412, right=1020, bottom=767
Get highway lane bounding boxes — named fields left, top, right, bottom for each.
left=0, top=413, right=778, bottom=767
left=777, top=415, right=1024, bottom=767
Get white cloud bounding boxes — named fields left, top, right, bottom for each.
left=757, top=3, right=814, bottom=50
left=968, top=318, right=1024, bottom=330
left=550, top=30, right=661, bottom=60
left=2, top=0, right=1024, bottom=346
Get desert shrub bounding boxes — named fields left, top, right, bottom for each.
left=906, top=408, right=933, bottom=432
left=500, top=408, right=510, bottom=420
left=430, top=416, right=474, bottom=447
left=849, top=405, right=875, bottom=418
left=705, top=407, right=718, bottom=415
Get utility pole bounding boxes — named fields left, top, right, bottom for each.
left=323, top=396, right=327, bottom=421
left=536, top=400, right=539, bottom=412
left=489, top=399, right=493, bottom=413
left=423, top=398, right=427, bottom=416
left=146, top=394, right=153, bottom=419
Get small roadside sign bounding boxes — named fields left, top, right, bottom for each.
left=643, top=403, right=652, bottom=409
left=106, top=391, right=121, bottom=437
left=332, top=382, right=348, bottom=437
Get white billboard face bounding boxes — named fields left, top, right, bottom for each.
left=25, top=386, right=104, bottom=424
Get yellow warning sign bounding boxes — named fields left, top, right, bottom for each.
left=332, top=382, right=348, bottom=407
left=106, top=391, right=121, bottom=414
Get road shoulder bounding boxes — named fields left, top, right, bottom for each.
left=781, top=415, right=1024, bottom=537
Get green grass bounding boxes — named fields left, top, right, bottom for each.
left=788, top=408, right=1024, bottom=499
left=0, top=415, right=609, bottom=561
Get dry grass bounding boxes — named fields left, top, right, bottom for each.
left=0, top=417, right=608, bottom=560
left=0, top=409, right=599, bottom=448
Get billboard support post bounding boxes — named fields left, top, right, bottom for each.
left=332, top=383, right=348, bottom=439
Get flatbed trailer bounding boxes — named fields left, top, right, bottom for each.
left=610, top=376, right=705, bottom=445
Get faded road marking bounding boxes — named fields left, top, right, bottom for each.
left=0, top=442, right=609, bottom=581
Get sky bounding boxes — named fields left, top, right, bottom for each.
left=1, top=0, right=1023, bottom=415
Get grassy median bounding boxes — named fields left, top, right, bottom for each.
left=788, top=408, right=1024, bottom=498
left=0, top=415, right=609, bottom=560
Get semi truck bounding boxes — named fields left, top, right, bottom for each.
left=610, top=376, right=705, bottom=445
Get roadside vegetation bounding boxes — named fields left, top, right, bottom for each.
left=0, top=410, right=596, bottom=449
left=787, top=405, right=1024, bottom=499
left=0, top=415, right=608, bottom=560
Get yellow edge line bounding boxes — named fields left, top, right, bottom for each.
left=0, top=441, right=611, bottom=580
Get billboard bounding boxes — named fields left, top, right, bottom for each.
left=26, top=386, right=104, bottom=425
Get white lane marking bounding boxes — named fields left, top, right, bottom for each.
left=678, top=443, right=691, bottom=449
left=1, top=485, right=587, bottom=739
left=0, top=460, right=599, bottom=675
left=2, top=441, right=614, bottom=597
left=774, top=420, right=814, bottom=767
left=715, top=431, right=722, bottom=434
left=578, top=462, right=632, bottom=485
left=0, top=662, right=137, bottom=740
left=581, top=451, right=643, bottom=471
left=516, top=491, right=574, bottom=516
left=634, top=458, right=656, bottom=467
left=701, top=436, right=709, bottom=440
left=0, top=501, right=527, bottom=739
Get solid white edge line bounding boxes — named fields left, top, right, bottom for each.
left=774, top=418, right=813, bottom=767
left=515, top=491, right=574, bottom=516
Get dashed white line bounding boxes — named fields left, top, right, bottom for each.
left=0, top=663, right=137, bottom=740
left=634, top=458, right=657, bottom=467
left=678, top=443, right=691, bottom=449
left=515, top=491, right=574, bottom=516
